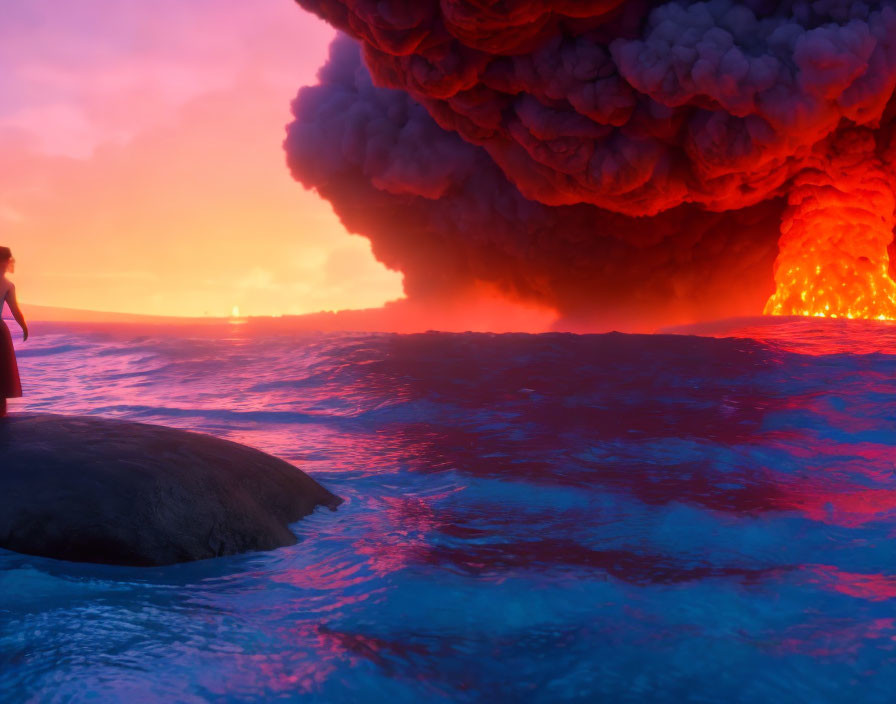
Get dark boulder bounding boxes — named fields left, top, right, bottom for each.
left=0, top=414, right=342, bottom=566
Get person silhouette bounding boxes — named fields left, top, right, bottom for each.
left=0, top=247, right=27, bottom=417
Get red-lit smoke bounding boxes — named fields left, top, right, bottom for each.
left=286, top=1, right=896, bottom=326
left=766, top=129, right=896, bottom=318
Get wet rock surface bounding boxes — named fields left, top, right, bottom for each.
left=0, top=414, right=342, bottom=566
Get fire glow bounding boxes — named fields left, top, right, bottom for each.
left=764, top=130, right=896, bottom=321
left=288, top=1, right=896, bottom=329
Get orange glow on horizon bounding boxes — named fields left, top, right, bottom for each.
left=1, top=1, right=404, bottom=319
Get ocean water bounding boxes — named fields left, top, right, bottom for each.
left=3, top=318, right=896, bottom=702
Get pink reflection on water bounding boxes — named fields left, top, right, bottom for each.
left=314, top=624, right=431, bottom=670
left=268, top=559, right=368, bottom=592
left=784, top=485, right=896, bottom=528
left=224, top=648, right=336, bottom=697
left=771, top=617, right=896, bottom=657
left=353, top=490, right=461, bottom=577
left=810, top=566, right=896, bottom=602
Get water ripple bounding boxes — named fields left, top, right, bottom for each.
left=4, top=321, right=896, bottom=702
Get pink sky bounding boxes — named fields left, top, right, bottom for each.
left=0, top=0, right=405, bottom=317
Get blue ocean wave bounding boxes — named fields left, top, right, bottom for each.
left=3, top=321, right=896, bottom=702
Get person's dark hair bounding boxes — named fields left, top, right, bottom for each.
left=0, top=247, right=11, bottom=262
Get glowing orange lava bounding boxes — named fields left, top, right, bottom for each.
left=765, top=130, right=896, bottom=320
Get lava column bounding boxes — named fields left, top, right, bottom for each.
left=765, top=129, right=896, bottom=319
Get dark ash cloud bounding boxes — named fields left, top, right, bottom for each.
left=286, top=0, right=896, bottom=325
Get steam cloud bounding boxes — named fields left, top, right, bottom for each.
left=285, top=0, right=896, bottom=326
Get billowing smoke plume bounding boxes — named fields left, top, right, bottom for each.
left=286, top=0, right=896, bottom=326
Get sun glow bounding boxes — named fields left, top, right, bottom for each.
left=228, top=305, right=248, bottom=326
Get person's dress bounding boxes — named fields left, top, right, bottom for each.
left=0, top=283, right=22, bottom=398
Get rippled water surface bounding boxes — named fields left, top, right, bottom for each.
left=3, top=319, right=896, bottom=702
